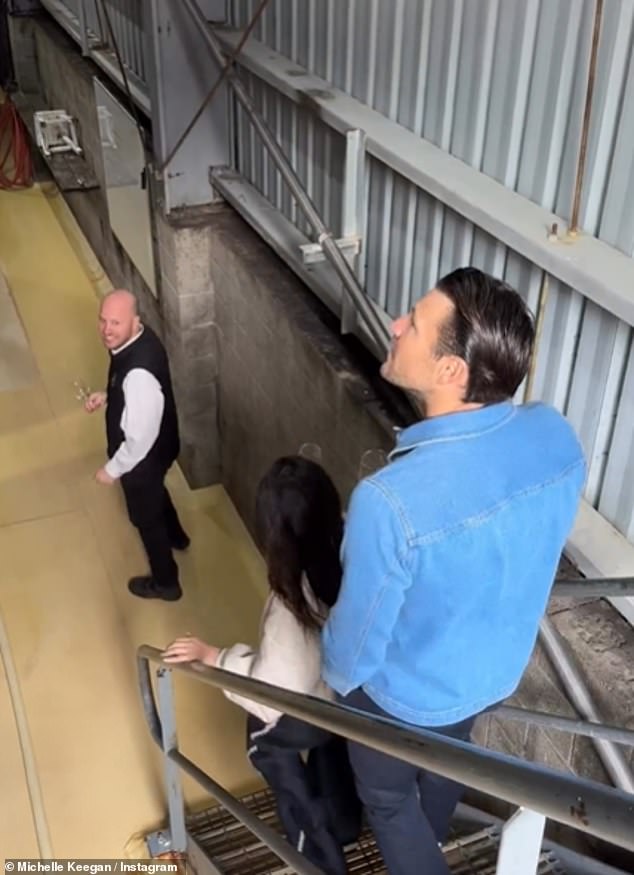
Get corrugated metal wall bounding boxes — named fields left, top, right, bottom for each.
left=229, top=0, right=634, bottom=541
left=48, top=0, right=147, bottom=83
left=89, top=0, right=146, bottom=83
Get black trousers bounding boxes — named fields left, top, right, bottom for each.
left=247, top=714, right=362, bottom=875
left=342, top=689, right=478, bottom=875
left=120, top=466, right=187, bottom=591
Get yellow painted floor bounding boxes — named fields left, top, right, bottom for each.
left=0, top=184, right=267, bottom=858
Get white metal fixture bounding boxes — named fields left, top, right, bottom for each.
left=34, top=110, right=82, bottom=157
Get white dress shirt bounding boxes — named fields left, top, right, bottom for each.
left=104, top=330, right=165, bottom=479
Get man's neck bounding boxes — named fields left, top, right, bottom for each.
left=112, top=325, right=144, bottom=355
left=416, top=395, right=484, bottom=419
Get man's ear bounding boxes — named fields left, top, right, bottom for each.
left=437, top=355, right=468, bottom=387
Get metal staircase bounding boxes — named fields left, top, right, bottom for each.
left=186, top=788, right=566, bottom=875
left=136, top=638, right=634, bottom=875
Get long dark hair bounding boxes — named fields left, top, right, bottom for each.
left=255, top=456, right=343, bottom=632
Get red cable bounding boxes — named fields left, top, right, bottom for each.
left=0, top=96, right=33, bottom=190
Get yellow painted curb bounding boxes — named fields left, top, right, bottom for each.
left=39, top=182, right=113, bottom=300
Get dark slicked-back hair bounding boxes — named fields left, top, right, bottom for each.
left=435, top=267, right=535, bottom=404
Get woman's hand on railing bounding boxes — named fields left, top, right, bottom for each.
left=162, top=637, right=220, bottom=667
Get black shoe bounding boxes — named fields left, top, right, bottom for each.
left=128, top=575, right=182, bottom=602
left=171, top=533, right=191, bottom=551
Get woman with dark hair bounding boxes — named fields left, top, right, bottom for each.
left=163, top=456, right=359, bottom=875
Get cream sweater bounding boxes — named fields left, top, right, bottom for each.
left=216, top=578, right=333, bottom=725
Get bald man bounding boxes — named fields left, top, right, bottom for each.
left=85, top=290, right=189, bottom=601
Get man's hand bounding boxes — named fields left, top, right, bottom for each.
left=85, top=391, right=107, bottom=413
left=95, top=467, right=115, bottom=485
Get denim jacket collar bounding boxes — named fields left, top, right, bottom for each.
left=390, top=401, right=516, bottom=460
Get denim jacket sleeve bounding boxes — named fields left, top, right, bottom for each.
left=321, top=478, right=411, bottom=695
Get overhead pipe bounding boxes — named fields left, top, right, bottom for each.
left=179, top=0, right=391, bottom=356
left=539, top=617, right=634, bottom=793
left=569, top=0, right=604, bottom=235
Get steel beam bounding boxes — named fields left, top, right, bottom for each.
left=552, top=577, right=634, bottom=598
left=216, top=28, right=634, bottom=329
left=145, top=0, right=230, bottom=210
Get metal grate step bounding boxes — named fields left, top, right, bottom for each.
left=187, top=789, right=566, bottom=875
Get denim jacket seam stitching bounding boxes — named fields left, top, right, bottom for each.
left=345, top=581, right=392, bottom=681
left=391, top=406, right=517, bottom=458
left=366, top=681, right=517, bottom=722
left=343, top=481, right=412, bottom=680
left=364, top=477, right=415, bottom=543
left=407, top=457, right=585, bottom=547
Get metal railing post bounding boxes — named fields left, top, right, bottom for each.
left=78, top=0, right=89, bottom=54
left=151, top=667, right=187, bottom=855
left=495, top=808, right=546, bottom=875
left=340, top=128, right=366, bottom=336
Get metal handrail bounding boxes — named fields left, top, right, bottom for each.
left=136, top=645, right=634, bottom=853
left=551, top=576, right=634, bottom=598
left=495, top=705, right=634, bottom=747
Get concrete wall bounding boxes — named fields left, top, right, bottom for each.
left=155, top=205, right=221, bottom=486
left=206, top=208, right=395, bottom=532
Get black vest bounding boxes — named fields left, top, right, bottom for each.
left=106, top=326, right=179, bottom=476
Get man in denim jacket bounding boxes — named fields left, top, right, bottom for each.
left=322, top=267, right=585, bottom=875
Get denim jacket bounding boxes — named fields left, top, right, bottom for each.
left=322, top=401, right=586, bottom=726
